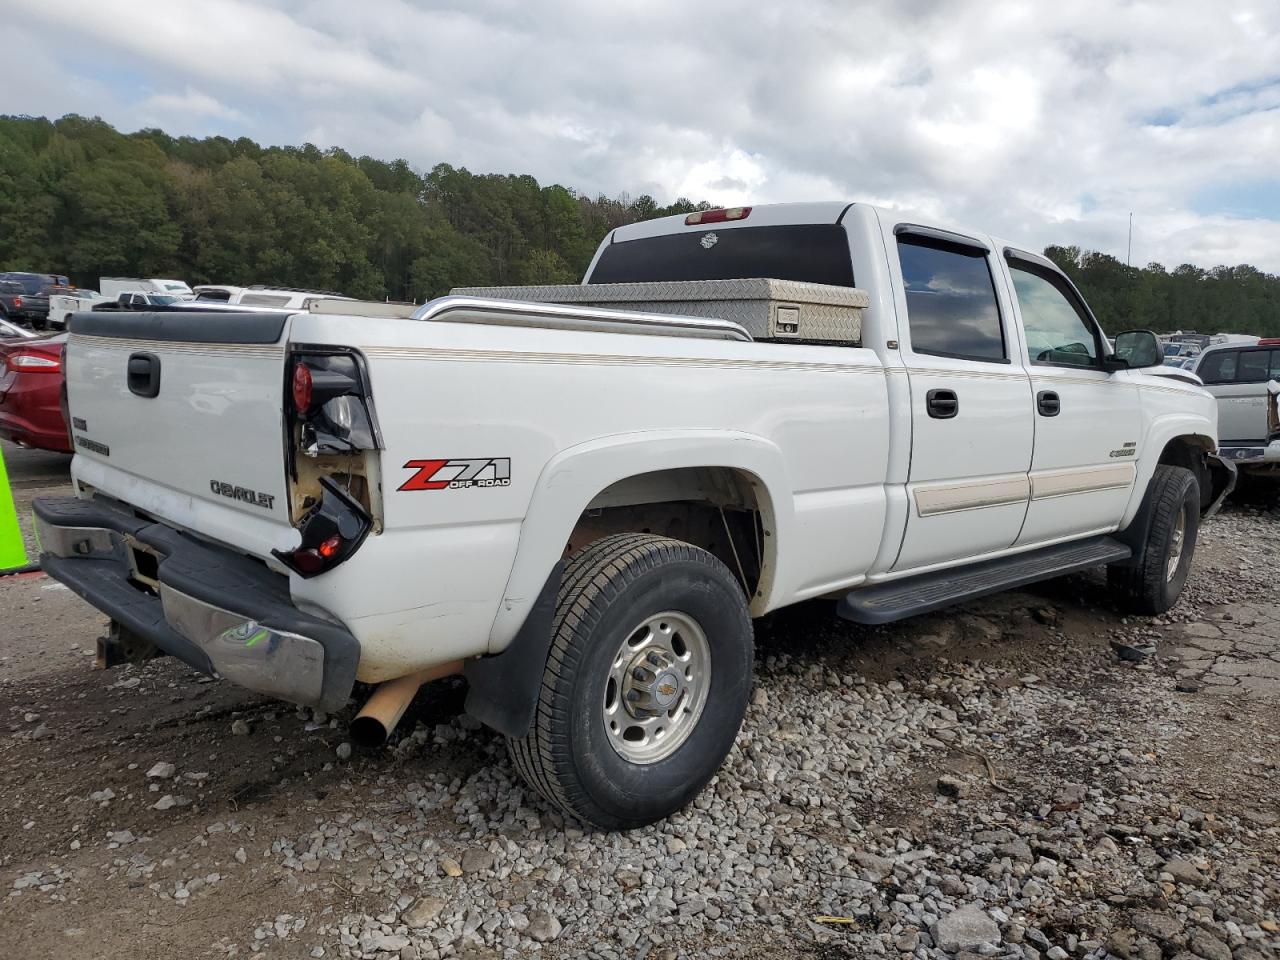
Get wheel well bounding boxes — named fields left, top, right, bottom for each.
left=1157, top=435, right=1214, bottom=509
left=566, top=467, right=775, bottom=611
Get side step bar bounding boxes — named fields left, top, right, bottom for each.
left=838, top=535, right=1132, bottom=625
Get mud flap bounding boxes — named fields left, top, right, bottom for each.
left=463, top=561, right=565, bottom=739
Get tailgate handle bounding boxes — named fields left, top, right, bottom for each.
left=127, top=352, right=161, bottom=398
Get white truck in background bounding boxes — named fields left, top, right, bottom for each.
left=98, top=277, right=194, bottom=306
left=48, top=288, right=107, bottom=328
left=38, top=202, right=1233, bottom=829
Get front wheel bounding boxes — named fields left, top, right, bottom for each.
left=1108, top=464, right=1199, bottom=614
left=507, top=533, right=754, bottom=830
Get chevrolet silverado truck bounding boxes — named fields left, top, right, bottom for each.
left=35, top=202, right=1234, bottom=829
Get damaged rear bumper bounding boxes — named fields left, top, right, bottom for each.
left=1203, top=452, right=1238, bottom=520
left=33, top=496, right=358, bottom=711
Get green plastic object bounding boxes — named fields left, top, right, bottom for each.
left=0, top=446, right=29, bottom=571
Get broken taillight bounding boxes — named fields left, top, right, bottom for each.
left=281, top=349, right=382, bottom=572
left=292, top=363, right=313, bottom=413
left=273, top=476, right=371, bottom=578
left=287, top=352, right=379, bottom=455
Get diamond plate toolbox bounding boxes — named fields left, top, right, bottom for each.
left=451, top=278, right=868, bottom=344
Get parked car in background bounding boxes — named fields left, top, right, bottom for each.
left=0, top=316, right=38, bottom=340
left=1150, top=357, right=1204, bottom=388
left=94, top=290, right=187, bottom=309
left=1162, top=341, right=1202, bottom=359
left=48, top=289, right=107, bottom=329
left=0, top=332, right=71, bottom=453
left=0, top=280, right=32, bottom=326
left=0, top=272, right=69, bottom=329
left=235, top=285, right=354, bottom=308
left=193, top=284, right=245, bottom=302
left=1195, top=339, right=1280, bottom=468
left=99, top=278, right=194, bottom=302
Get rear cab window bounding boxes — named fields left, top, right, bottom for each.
left=587, top=225, right=856, bottom=286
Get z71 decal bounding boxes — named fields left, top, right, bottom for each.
left=399, top=458, right=511, bottom=491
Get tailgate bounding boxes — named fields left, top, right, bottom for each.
left=66, top=310, right=298, bottom=558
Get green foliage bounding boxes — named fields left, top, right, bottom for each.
left=2, top=114, right=1277, bottom=336
left=0, top=115, right=691, bottom=301
left=1045, top=246, right=1280, bottom=338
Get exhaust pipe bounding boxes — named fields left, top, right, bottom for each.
left=349, top=660, right=464, bottom=746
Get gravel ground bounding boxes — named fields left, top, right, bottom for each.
left=1, top=441, right=1277, bottom=960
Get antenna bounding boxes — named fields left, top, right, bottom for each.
left=1127, top=212, right=1133, bottom=268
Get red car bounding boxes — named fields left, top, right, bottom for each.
left=0, top=333, right=72, bottom=453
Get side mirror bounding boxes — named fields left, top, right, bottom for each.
left=1107, top=329, right=1163, bottom=370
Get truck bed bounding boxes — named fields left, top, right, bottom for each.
left=451, top=278, right=868, bottom=344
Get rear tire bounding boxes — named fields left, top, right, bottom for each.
left=1108, top=465, right=1199, bottom=614
left=507, top=533, right=753, bottom=830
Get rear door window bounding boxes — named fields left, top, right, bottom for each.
left=1198, top=351, right=1238, bottom=384
left=1236, top=349, right=1271, bottom=383
left=898, top=237, right=1006, bottom=363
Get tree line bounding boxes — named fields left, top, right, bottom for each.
left=0, top=114, right=706, bottom=302
left=1, top=114, right=1277, bottom=336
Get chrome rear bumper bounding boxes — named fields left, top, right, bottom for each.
left=33, top=496, right=358, bottom=711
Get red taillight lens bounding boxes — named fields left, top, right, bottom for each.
left=7, top=352, right=61, bottom=374
left=685, top=206, right=751, bottom=226
left=273, top=477, right=372, bottom=579
left=292, top=363, right=313, bottom=412
left=12, top=297, right=22, bottom=308
left=289, top=548, right=326, bottom=574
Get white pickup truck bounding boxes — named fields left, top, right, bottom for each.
left=36, top=202, right=1234, bottom=829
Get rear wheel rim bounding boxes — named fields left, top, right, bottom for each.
left=1166, top=508, right=1187, bottom=582
left=602, top=611, right=711, bottom=765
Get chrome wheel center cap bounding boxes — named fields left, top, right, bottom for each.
left=623, top=649, right=685, bottom=718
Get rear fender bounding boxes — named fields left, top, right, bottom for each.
left=485, top=429, right=791, bottom=653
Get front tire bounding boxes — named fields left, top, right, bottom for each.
left=507, top=533, right=753, bottom=830
left=1108, top=465, right=1199, bottom=614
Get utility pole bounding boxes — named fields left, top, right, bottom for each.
left=1126, top=212, right=1133, bottom=268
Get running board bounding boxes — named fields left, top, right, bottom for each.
left=838, top=536, right=1132, bottom=625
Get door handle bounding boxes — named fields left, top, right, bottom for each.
left=1037, top=390, right=1061, bottom=417
left=127, top=352, right=162, bottom=398
left=926, top=388, right=959, bottom=419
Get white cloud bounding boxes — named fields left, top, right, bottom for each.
left=2, top=0, right=1279, bottom=270
left=140, top=88, right=244, bottom=123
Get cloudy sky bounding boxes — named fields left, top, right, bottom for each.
left=6, top=0, right=1280, bottom=271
